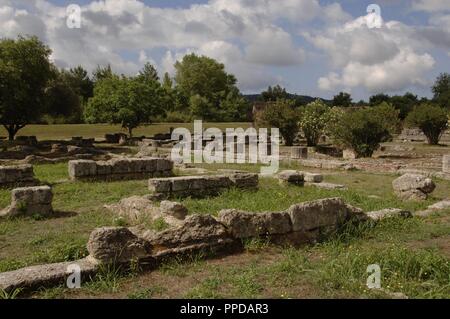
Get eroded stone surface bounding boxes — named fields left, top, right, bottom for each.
left=306, top=182, right=347, bottom=190
left=160, top=201, right=188, bottom=220
left=218, top=209, right=292, bottom=238
left=278, top=170, right=304, bottom=185
left=87, top=227, right=151, bottom=264
left=0, top=186, right=53, bottom=218
left=0, top=258, right=98, bottom=293
left=392, top=174, right=435, bottom=201
left=366, top=208, right=412, bottom=221
left=288, top=198, right=349, bottom=232
left=0, top=164, right=36, bottom=187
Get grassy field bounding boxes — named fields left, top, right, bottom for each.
left=0, top=123, right=252, bottom=141
left=0, top=161, right=449, bottom=299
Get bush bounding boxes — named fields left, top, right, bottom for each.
left=329, top=107, right=391, bottom=157
left=371, top=102, right=401, bottom=137
left=299, top=99, right=331, bottom=146
left=406, top=104, right=449, bottom=145
left=256, top=99, right=300, bottom=146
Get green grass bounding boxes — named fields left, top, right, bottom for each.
left=0, top=159, right=449, bottom=299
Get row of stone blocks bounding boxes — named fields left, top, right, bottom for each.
left=0, top=186, right=53, bottom=218
left=148, top=173, right=259, bottom=198
left=0, top=164, right=37, bottom=187
left=68, top=157, right=174, bottom=180
left=0, top=197, right=376, bottom=292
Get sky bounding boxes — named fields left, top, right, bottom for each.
left=0, top=0, right=449, bottom=100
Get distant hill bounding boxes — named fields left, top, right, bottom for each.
left=244, top=94, right=332, bottom=105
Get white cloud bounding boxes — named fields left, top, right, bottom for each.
left=307, top=13, right=437, bottom=93
left=412, top=0, right=450, bottom=12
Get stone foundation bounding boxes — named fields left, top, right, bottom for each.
left=68, top=157, right=174, bottom=181
left=0, top=197, right=413, bottom=293
left=148, top=173, right=258, bottom=198
left=0, top=164, right=38, bottom=187
left=0, top=185, right=53, bottom=218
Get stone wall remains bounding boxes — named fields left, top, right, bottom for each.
left=68, top=157, right=174, bottom=181
left=0, top=164, right=37, bottom=187
left=148, top=173, right=258, bottom=198
left=0, top=185, right=53, bottom=218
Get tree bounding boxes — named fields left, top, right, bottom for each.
left=174, top=53, right=246, bottom=121
left=406, top=103, right=449, bottom=145
left=261, top=85, right=290, bottom=102
left=299, top=99, right=331, bottom=146
left=45, top=67, right=82, bottom=123
left=369, top=93, right=390, bottom=106
left=63, top=66, right=94, bottom=105
left=0, top=36, right=53, bottom=140
left=432, top=73, right=450, bottom=108
left=256, top=99, right=299, bottom=146
left=332, top=92, right=353, bottom=107
left=138, top=62, right=159, bottom=83
left=390, top=92, right=418, bottom=120
left=85, top=75, right=162, bottom=137
left=372, top=102, right=401, bottom=136
left=329, top=108, right=392, bottom=157
left=219, top=87, right=251, bottom=122
left=45, top=66, right=94, bottom=124
left=92, top=64, right=113, bottom=83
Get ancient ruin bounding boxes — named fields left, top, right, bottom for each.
left=0, top=164, right=38, bottom=187
left=392, top=174, right=436, bottom=201
left=148, top=173, right=259, bottom=198
left=0, top=185, right=53, bottom=218
left=68, top=157, right=174, bottom=181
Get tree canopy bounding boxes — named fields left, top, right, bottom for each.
left=173, top=53, right=248, bottom=121
left=85, top=72, right=163, bottom=137
left=332, top=92, right=353, bottom=107
left=0, top=36, right=53, bottom=140
left=432, top=73, right=450, bottom=108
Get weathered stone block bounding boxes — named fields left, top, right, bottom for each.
left=228, top=173, right=259, bottom=188
left=392, top=174, right=435, bottom=201
left=68, top=160, right=97, bottom=179
left=96, top=161, right=112, bottom=175
left=87, top=227, right=151, bottom=264
left=12, top=186, right=53, bottom=205
left=288, top=198, right=348, bottom=232
left=156, top=158, right=173, bottom=172
left=278, top=170, right=304, bottom=185
left=218, top=210, right=292, bottom=238
left=149, top=179, right=172, bottom=193
left=304, top=173, right=323, bottom=183
left=365, top=208, right=411, bottom=221
left=160, top=201, right=188, bottom=220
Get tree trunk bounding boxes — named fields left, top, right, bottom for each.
left=128, top=127, right=133, bottom=139
left=4, top=124, right=25, bottom=141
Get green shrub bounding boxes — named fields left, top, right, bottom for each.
left=256, top=99, right=300, bottom=146
left=329, top=107, right=391, bottom=157
left=299, top=99, right=331, bottom=146
left=406, top=103, right=449, bottom=145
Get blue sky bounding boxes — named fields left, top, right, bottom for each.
left=1, top=0, right=449, bottom=100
